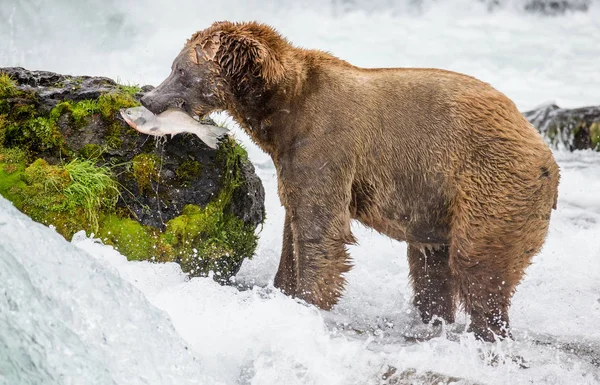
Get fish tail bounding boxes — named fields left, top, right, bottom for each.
left=209, top=126, right=229, bottom=138
left=202, top=126, right=229, bottom=149
left=204, top=137, right=218, bottom=149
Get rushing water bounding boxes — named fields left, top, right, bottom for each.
left=1, top=1, right=600, bottom=384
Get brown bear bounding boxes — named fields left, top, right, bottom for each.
left=141, top=21, right=560, bottom=342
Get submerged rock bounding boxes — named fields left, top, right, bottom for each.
left=0, top=67, right=265, bottom=282
left=522, top=0, right=590, bottom=15
left=479, top=0, right=591, bottom=14
left=523, top=103, right=600, bottom=151
left=380, top=366, right=482, bottom=385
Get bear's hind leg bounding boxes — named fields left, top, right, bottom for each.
left=450, top=243, right=521, bottom=342
left=408, top=244, right=456, bottom=325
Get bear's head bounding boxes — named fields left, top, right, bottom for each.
left=141, top=21, right=287, bottom=119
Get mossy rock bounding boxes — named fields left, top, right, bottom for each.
left=0, top=67, right=265, bottom=283
left=523, top=103, right=600, bottom=152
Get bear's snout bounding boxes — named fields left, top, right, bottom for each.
left=140, top=91, right=170, bottom=115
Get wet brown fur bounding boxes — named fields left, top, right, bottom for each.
left=171, top=21, right=560, bottom=341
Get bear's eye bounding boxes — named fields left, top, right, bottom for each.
left=179, top=69, right=185, bottom=76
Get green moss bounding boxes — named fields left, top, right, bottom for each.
left=0, top=147, right=27, bottom=166
left=114, top=77, right=141, bottom=95
left=105, top=122, right=123, bottom=148
left=97, top=214, right=157, bottom=261
left=0, top=74, right=31, bottom=125
left=117, top=83, right=142, bottom=96
left=0, top=146, right=26, bottom=180
left=1, top=163, right=18, bottom=174
left=79, top=143, right=105, bottom=160
left=1, top=99, right=69, bottom=156
left=176, top=160, right=203, bottom=185
left=162, top=202, right=257, bottom=279
left=0, top=73, right=20, bottom=108
left=98, top=91, right=139, bottom=120
left=13, top=102, right=37, bottom=121
left=590, top=122, right=600, bottom=150
left=28, top=117, right=65, bottom=150
left=50, top=100, right=100, bottom=128
left=95, top=89, right=141, bottom=148
left=49, top=102, right=71, bottom=122
left=132, top=153, right=160, bottom=193
left=213, top=136, right=249, bottom=210
left=52, top=136, right=257, bottom=280
left=72, top=100, right=100, bottom=126
left=0, top=114, right=7, bottom=145
left=0, top=133, right=258, bottom=280
left=0, top=72, right=17, bottom=92
left=0, top=163, right=26, bottom=207
left=24, top=158, right=71, bottom=192
left=1, top=74, right=140, bottom=156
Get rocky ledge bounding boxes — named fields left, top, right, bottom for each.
left=524, top=103, right=600, bottom=152
left=0, top=67, right=265, bottom=282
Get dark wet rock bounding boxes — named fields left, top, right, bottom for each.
left=480, top=0, right=590, bottom=14
left=523, top=103, right=600, bottom=151
left=381, top=366, right=482, bottom=385
left=0, top=67, right=265, bottom=281
left=1, top=67, right=120, bottom=114
left=522, top=0, right=590, bottom=15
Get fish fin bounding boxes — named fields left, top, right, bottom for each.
left=208, top=125, right=230, bottom=138
left=195, top=125, right=229, bottom=149
left=199, top=134, right=218, bottom=149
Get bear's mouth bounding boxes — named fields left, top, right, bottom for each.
left=179, top=102, right=203, bottom=122
left=173, top=98, right=187, bottom=112
left=166, top=104, right=201, bottom=122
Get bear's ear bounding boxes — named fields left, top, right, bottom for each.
left=252, top=41, right=286, bottom=85
left=200, top=31, right=284, bottom=86
left=195, top=32, right=222, bottom=62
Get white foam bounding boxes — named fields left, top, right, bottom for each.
left=2, top=1, right=600, bottom=383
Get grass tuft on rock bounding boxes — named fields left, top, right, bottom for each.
left=0, top=158, right=119, bottom=238
left=63, top=159, right=119, bottom=231
left=117, top=82, right=142, bottom=96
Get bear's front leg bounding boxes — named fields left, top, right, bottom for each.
left=290, top=199, right=355, bottom=309
left=275, top=161, right=356, bottom=310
